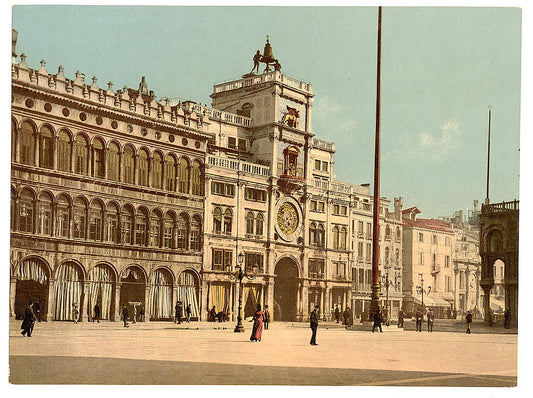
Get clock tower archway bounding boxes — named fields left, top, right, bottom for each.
left=273, top=257, right=300, bottom=322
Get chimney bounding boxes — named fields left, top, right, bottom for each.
left=12, top=29, right=18, bottom=59
left=394, top=197, right=403, bottom=220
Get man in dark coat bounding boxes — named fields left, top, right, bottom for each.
left=372, top=309, right=382, bottom=333
left=21, top=301, right=36, bottom=337
left=175, top=301, right=183, bottom=324
left=33, top=300, right=41, bottom=322
left=466, top=311, right=473, bottom=334
left=310, top=305, right=319, bottom=345
left=398, top=309, right=405, bottom=328
left=334, top=305, right=340, bottom=323
left=427, top=308, right=434, bottom=332
left=93, top=302, right=100, bottom=323
left=263, top=305, right=271, bottom=330
left=185, top=304, right=192, bottom=323
left=415, top=309, right=423, bottom=332
left=121, top=304, right=129, bottom=328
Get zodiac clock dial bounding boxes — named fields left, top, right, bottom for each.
left=277, top=202, right=299, bottom=235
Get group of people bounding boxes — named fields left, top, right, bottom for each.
left=414, top=308, right=435, bottom=332
left=175, top=301, right=192, bottom=324
left=249, top=304, right=271, bottom=342
left=333, top=305, right=354, bottom=329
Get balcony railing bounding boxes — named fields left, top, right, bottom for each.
left=207, top=155, right=270, bottom=177
left=482, top=200, right=519, bottom=214
left=213, top=71, right=313, bottom=95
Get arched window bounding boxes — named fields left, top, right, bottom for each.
left=332, top=226, right=340, bottom=249
left=385, top=225, right=391, bottom=240
left=395, top=248, right=400, bottom=264
left=135, top=208, right=148, bottom=246
left=256, top=213, right=264, bottom=236
left=10, top=188, right=16, bottom=231
left=11, top=120, right=16, bottom=162
left=246, top=212, right=255, bottom=235
left=163, top=212, right=175, bottom=249
left=190, top=160, right=203, bottom=195
left=317, top=224, right=325, bottom=247
left=213, top=207, right=222, bottom=234
left=73, top=134, right=89, bottom=175
left=396, top=226, right=401, bottom=241
left=18, top=188, right=34, bottom=233
left=92, top=138, right=105, bottom=178
left=152, top=152, right=163, bottom=189
left=39, top=126, right=54, bottom=169
left=385, top=247, right=390, bottom=265
left=19, top=121, right=35, bottom=165
left=488, top=230, right=504, bottom=252
left=123, top=145, right=135, bottom=184
left=309, top=222, right=317, bottom=246
left=177, top=213, right=189, bottom=250
left=150, top=210, right=162, bottom=247
left=56, top=195, right=70, bottom=238
left=121, top=205, right=134, bottom=245
left=223, top=209, right=233, bottom=235
left=190, top=215, right=202, bottom=251
left=138, top=149, right=149, bottom=187
left=89, top=200, right=104, bottom=241
left=340, top=227, right=347, bottom=250
left=106, top=203, right=119, bottom=243
left=178, top=157, right=190, bottom=193
left=57, top=130, right=72, bottom=172
left=164, top=155, right=176, bottom=191
left=107, top=142, right=120, bottom=181
left=73, top=197, right=87, bottom=239
left=37, top=192, right=53, bottom=235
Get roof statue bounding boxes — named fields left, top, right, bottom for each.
left=249, top=35, right=281, bottom=74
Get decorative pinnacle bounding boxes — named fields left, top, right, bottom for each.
left=40, top=59, right=46, bottom=68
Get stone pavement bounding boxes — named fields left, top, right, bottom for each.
left=8, top=319, right=517, bottom=386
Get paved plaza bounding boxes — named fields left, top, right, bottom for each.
left=9, top=319, right=517, bottom=386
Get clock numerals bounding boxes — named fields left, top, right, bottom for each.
left=277, top=202, right=298, bottom=235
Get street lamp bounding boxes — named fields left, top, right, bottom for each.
left=416, top=278, right=431, bottom=309
left=380, top=266, right=401, bottom=311
left=227, top=252, right=258, bottom=333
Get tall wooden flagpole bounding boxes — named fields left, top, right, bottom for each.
left=370, top=6, right=383, bottom=320
left=485, top=105, right=492, bottom=205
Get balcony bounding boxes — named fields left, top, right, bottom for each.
left=213, top=71, right=313, bottom=95
left=207, top=155, right=270, bottom=177
left=431, top=265, right=441, bottom=274
left=308, top=272, right=325, bottom=280
left=482, top=200, right=519, bottom=214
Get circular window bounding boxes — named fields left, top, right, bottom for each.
left=169, top=135, right=175, bottom=143
left=127, top=124, right=133, bottom=133
left=182, top=138, right=188, bottom=146
left=195, top=140, right=201, bottom=149
left=44, top=103, right=52, bottom=112
left=25, top=98, right=34, bottom=108
left=111, top=121, right=118, bottom=129
left=62, top=108, right=70, bottom=117
left=155, top=131, right=161, bottom=140
left=96, top=116, right=103, bottom=125
left=141, top=128, right=148, bottom=136
left=79, top=112, right=87, bottom=121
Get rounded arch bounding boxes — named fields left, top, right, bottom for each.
left=54, top=260, right=86, bottom=321
left=55, top=258, right=87, bottom=281
left=274, top=256, right=301, bottom=321
left=16, top=255, right=52, bottom=280
left=150, top=266, right=175, bottom=285
left=38, top=122, right=56, bottom=137
left=19, top=120, right=37, bottom=165
left=90, top=135, right=107, bottom=148
left=148, top=267, right=174, bottom=320
left=120, top=264, right=148, bottom=283
left=14, top=256, right=51, bottom=320
left=87, top=262, right=118, bottom=321
left=88, top=261, right=118, bottom=282
left=177, top=268, right=201, bottom=320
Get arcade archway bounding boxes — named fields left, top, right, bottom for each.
left=274, top=257, right=299, bottom=321
left=14, top=258, right=50, bottom=320
left=120, top=266, right=146, bottom=319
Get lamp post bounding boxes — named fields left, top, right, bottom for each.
left=380, top=265, right=400, bottom=312
left=416, top=278, right=431, bottom=309
left=227, top=252, right=258, bottom=333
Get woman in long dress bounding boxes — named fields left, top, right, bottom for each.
left=250, top=304, right=265, bottom=342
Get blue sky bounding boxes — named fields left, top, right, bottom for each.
left=10, top=5, right=522, bottom=218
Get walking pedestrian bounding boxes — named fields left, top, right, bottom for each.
left=334, top=305, right=340, bottom=324
left=121, top=304, right=129, bottom=328
left=185, top=304, right=192, bottom=323
left=398, top=309, right=405, bottom=328
left=415, top=309, right=423, bottom=332
left=263, top=305, right=271, bottom=330
left=175, top=301, right=183, bottom=324
left=372, top=309, right=382, bottom=333
left=504, top=309, right=511, bottom=329
left=427, top=308, right=434, bottom=332
left=310, top=305, right=319, bottom=345
left=210, top=306, right=217, bottom=322
left=139, top=306, right=145, bottom=322
left=466, top=311, right=473, bottom=334
left=250, top=304, right=265, bottom=342
left=347, top=307, right=353, bottom=328
left=93, top=302, right=100, bottom=323
left=21, top=301, right=36, bottom=337
left=342, top=308, right=350, bottom=329
left=72, top=304, right=79, bottom=324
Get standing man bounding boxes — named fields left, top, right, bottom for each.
left=398, top=308, right=405, bottom=328
left=121, top=304, right=129, bottom=328
left=466, top=311, right=473, bottom=334
left=372, top=309, right=382, bottom=333
left=72, top=304, right=79, bottom=324
left=334, top=305, right=340, bottom=324
left=310, top=305, right=319, bottom=345
left=93, top=302, right=100, bottom=323
left=263, top=305, right=271, bottom=330
left=251, top=50, right=262, bottom=74
left=427, top=308, right=434, bottom=332
left=185, top=303, right=192, bottom=323
left=21, top=301, right=36, bottom=337
left=415, top=309, right=423, bottom=332
left=175, top=301, right=183, bottom=324
left=34, top=300, right=41, bottom=323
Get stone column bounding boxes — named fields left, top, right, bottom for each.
left=144, top=285, right=151, bottom=321
left=114, top=283, right=122, bottom=321
left=10, top=276, right=17, bottom=319
left=47, top=279, right=56, bottom=321
left=80, top=281, right=90, bottom=322
left=453, top=267, right=459, bottom=312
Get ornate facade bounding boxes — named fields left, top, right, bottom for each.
left=10, top=35, right=403, bottom=323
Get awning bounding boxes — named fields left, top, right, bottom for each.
left=414, top=293, right=452, bottom=307
left=490, top=298, right=505, bottom=312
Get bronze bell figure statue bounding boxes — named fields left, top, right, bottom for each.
left=261, top=35, right=277, bottom=72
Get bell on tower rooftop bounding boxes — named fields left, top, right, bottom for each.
left=261, top=35, right=276, bottom=64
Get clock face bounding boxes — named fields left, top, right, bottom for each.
left=277, top=202, right=299, bottom=235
